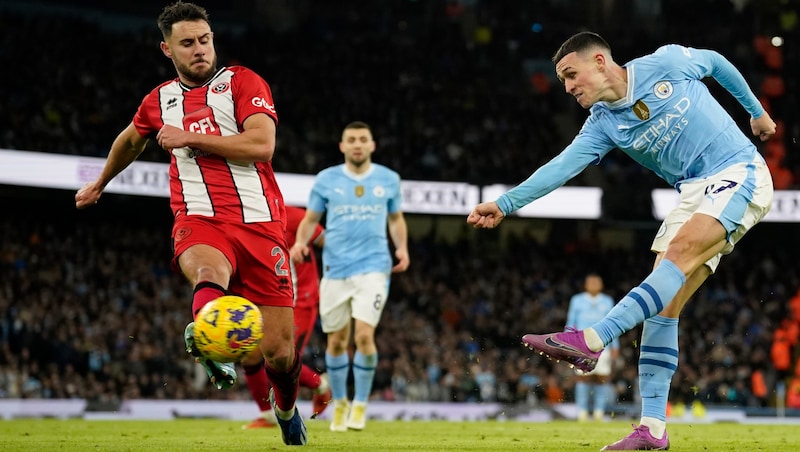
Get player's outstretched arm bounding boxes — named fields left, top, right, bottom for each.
left=467, top=201, right=505, bottom=229
left=75, top=122, right=147, bottom=209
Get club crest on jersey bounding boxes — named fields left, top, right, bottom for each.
left=633, top=100, right=650, bottom=120
left=355, top=185, right=365, bottom=197
left=212, top=82, right=230, bottom=94
left=373, top=186, right=385, bottom=197
left=175, top=227, right=192, bottom=242
left=653, top=81, right=673, bottom=99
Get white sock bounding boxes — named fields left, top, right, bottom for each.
left=583, top=327, right=605, bottom=352
left=640, top=416, right=666, bottom=439
left=274, top=404, right=296, bottom=421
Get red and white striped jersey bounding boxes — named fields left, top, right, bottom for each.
left=133, top=66, right=285, bottom=224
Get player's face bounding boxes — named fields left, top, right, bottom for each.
left=161, top=20, right=218, bottom=86
left=339, top=128, right=375, bottom=168
left=555, top=51, right=606, bottom=108
left=585, top=275, right=603, bottom=295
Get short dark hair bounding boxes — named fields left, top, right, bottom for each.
left=552, top=31, right=611, bottom=63
left=157, top=1, right=210, bottom=38
left=343, top=121, right=371, bottom=132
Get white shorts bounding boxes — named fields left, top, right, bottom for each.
left=319, top=272, right=389, bottom=333
left=576, top=348, right=613, bottom=376
left=651, top=157, right=773, bottom=273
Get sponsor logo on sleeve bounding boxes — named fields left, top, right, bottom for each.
left=251, top=96, right=276, bottom=113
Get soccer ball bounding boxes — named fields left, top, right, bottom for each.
left=193, top=295, right=263, bottom=363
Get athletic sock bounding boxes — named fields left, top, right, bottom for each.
left=243, top=359, right=271, bottom=412
left=325, top=352, right=350, bottom=401
left=639, top=315, right=679, bottom=435
left=574, top=382, right=590, bottom=415
left=592, top=260, right=685, bottom=346
left=299, top=364, right=321, bottom=390
left=352, top=351, right=378, bottom=403
left=592, top=382, right=609, bottom=417
left=191, top=281, right=226, bottom=317
left=264, top=350, right=301, bottom=419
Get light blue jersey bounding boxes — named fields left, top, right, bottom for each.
left=308, top=163, right=402, bottom=278
left=497, top=45, right=765, bottom=215
left=567, top=292, right=618, bottom=350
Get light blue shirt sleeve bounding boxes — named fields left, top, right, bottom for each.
left=659, top=45, right=764, bottom=119
left=496, top=121, right=614, bottom=216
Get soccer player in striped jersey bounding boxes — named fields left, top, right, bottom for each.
left=75, top=2, right=306, bottom=445
left=290, top=121, right=410, bottom=432
left=468, top=32, right=775, bottom=450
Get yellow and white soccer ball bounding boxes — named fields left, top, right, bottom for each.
left=193, top=295, right=263, bottom=363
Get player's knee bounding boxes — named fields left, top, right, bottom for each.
left=326, top=338, right=347, bottom=355
left=240, top=348, right=264, bottom=367
left=262, top=345, right=295, bottom=370
left=353, top=332, right=375, bottom=351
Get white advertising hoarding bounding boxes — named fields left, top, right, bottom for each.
left=652, top=188, right=800, bottom=223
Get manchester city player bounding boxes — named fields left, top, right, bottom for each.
left=468, top=32, right=775, bottom=450
left=291, top=121, right=410, bottom=433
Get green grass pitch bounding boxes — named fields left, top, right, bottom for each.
left=0, top=419, right=798, bottom=451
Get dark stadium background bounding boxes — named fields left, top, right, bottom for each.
left=1, top=0, right=799, bottom=419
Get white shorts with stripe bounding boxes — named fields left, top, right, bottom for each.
left=651, top=156, right=773, bottom=273
left=576, top=348, right=613, bottom=376
left=319, top=272, right=390, bottom=333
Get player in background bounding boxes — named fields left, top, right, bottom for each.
left=290, top=121, right=410, bottom=432
left=468, top=32, right=774, bottom=450
left=242, top=205, right=332, bottom=428
left=566, top=274, right=619, bottom=422
left=74, top=2, right=306, bottom=445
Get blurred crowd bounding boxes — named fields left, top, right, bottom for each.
left=1, top=0, right=800, bottom=414
left=0, top=0, right=797, bottom=190
left=1, top=193, right=798, bottom=412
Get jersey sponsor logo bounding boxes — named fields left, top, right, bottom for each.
left=355, top=185, right=365, bottom=197
left=188, top=117, right=218, bottom=134
left=251, top=96, right=276, bottom=113
left=166, top=97, right=179, bottom=110
left=653, top=81, right=673, bottom=99
left=211, top=82, right=229, bottom=94
left=373, top=186, right=385, bottom=197
left=184, top=106, right=219, bottom=135
left=632, top=97, right=691, bottom=152
left=186, top=148, right=212, bottom=159
left=331, top=203, right=385, bottom=221
left=633, top=100, right=650, bottom=120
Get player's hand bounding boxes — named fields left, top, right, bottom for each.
left=157, top=124, right=192, bottom=149
left=392, top=248, right=410, bottom=273
left=466, top=201, right=505, bottom=229
left=751, top=113, right=776, bottom=142
left=289, top=242, right=309, bottom=264
left=75, top=180, right=104, bottom=209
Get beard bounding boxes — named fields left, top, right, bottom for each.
left=176, top=55, right=218, bottom=86
left=346, top=155, right=370, bottom=169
